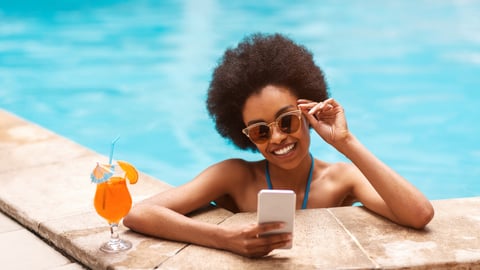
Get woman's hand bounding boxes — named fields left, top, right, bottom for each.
left=297, top=98, right=350, bottom=146
left=222, top=222, right=292, bottom=258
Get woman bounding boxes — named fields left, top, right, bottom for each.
left=123, top=33, right=434, bottom=258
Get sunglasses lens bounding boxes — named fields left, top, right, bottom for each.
left=278, top=114, right=300, bottom=133
left=244, top=111, right=301, bottom=144
left=249, top=124, right=270, bottom=143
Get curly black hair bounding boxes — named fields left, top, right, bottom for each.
left=207, top=33, right=329, bottom=152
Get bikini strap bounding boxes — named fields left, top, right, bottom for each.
left=302, top=153, right=314, bottom=209
left=264, top=153, right=314, bottom=209
left=265, top=161, right=273, bottom=189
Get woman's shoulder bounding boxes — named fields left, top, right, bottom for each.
left=315, top=160, right=356, bottom=183
left=310, top=160, right=359, bottom=207
left=212, top=158, right=263, bottom=178
left=207, top=158, right=265, bottom=211
left=213, top=157, right=261, bottom=167
left=328, top=161, right=355, bottom=173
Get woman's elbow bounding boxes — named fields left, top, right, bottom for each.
left=409, top=202, right=435, bottom=229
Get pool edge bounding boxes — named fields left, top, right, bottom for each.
left=1, top=109, right=479, bottom=269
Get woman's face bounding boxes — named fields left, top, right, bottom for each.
left=242, top=85, right=311, bottom=169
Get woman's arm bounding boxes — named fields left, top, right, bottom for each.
left=335, top=136, right=434, bottom=228
left=298, top=98, right=434, bottom=229
left=123, top=159, right=292, bottom=257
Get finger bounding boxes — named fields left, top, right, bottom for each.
left=316, top=104, right=335, bottom=117
left=324, top=98, right=339, bottom=107
left=305, top=102, right=326, bottom=119
left=244, top=222, right=284, bottom=239
left=267, top=237, right=292, bottom=250
left=241, top=234, right=292, bottom=257
left=258, top=232, right=292, bottom=242
left=296, top=103, right=321, bottom=124
left=297, top=103, right=318, bottom=113
left=298, top=99, right=338, bottom=120
left=243, top=223, right=264, bottom=239
left=256, top=222, right=285, bottom=236
left=303, top=109, right=320, bottom=125
left=256, top=233, right=293, bottom=250
left=297, top=99, right=314, bottom=104
left=314, top=99, right=340, bottom=116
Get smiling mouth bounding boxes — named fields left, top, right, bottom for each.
left=273, top=143, right=295, bottom=155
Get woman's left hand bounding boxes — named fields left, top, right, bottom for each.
left=297, top=98, right=349, bottom=146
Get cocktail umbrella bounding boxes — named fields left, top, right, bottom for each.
left=91, top=136, right=120, bottom=184
left=90, top=163, right=114, bottom=184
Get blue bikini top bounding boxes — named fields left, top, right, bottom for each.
left=265, top=153, right=314, bottom=209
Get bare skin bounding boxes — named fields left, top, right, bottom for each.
left=123, top=85, right=434, bottom=258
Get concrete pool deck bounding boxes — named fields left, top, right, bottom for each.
left=1, top=108, right=480, bottom=269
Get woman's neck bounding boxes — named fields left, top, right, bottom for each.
left=266, top=153, right=313, bottom=190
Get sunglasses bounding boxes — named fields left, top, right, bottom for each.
left=242, top=110, right=302, bottom=144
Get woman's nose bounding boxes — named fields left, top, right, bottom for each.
left=269, top=124, right=287, bottom=144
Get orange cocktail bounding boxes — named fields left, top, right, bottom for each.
left=91, top=160, right=138, bottom=253
left=94, top=176, right=132, bottom=224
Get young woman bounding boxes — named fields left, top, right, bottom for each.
left=123, top=33, right=434, bottom=258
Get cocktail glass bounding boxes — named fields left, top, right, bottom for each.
left=92, top=161, right=138, bottom=253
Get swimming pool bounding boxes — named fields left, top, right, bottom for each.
left=1, top=1, right=479, bottom=200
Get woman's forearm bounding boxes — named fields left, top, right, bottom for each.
left=123, top=204, right=225, bottom=249
left=334, top=134, right=434, bottom=228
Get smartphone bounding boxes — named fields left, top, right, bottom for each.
left=257, top=189, right=296, bottom=249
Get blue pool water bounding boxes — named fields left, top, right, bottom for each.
left=1, top=1, right=479, bottom=199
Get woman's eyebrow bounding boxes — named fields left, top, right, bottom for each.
left=275, top=105, right=296, bottom=118
left=246, top=119, right=264, bottom=126
left=246, top=105, right=296, bottom=126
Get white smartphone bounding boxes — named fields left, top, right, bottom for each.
left=257, top=189, right=296, bottom=249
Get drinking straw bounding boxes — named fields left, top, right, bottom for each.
left=109, top=135, right=120, bottom=165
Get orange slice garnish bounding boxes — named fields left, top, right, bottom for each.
left=117, top=160, right=138, bottom=184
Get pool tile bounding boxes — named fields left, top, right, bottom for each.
left=0, top=154, right=102, bottom=231
left=329, top=198, right=480, bottom=269
left=0, top=110, right=58, bottom=151
left=0, top=134, right=93, bottom=173
left=0, top=211, right=22, bottom=233
left=0, top=228, right=72, bottom=269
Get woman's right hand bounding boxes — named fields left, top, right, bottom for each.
left=297, top=98, right=350, bottom=147
left=221, top=222, right=292, bottom=258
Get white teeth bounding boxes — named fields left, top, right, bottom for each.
left=274, top=144, right=295, bottom=155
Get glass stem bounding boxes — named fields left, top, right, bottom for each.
left=109, top=223, right=120, bottom=243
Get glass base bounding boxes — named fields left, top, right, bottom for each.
left=100, top=238, right=132, bottom=253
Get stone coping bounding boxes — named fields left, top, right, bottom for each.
left=1, top=108, right=480, bottom=269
